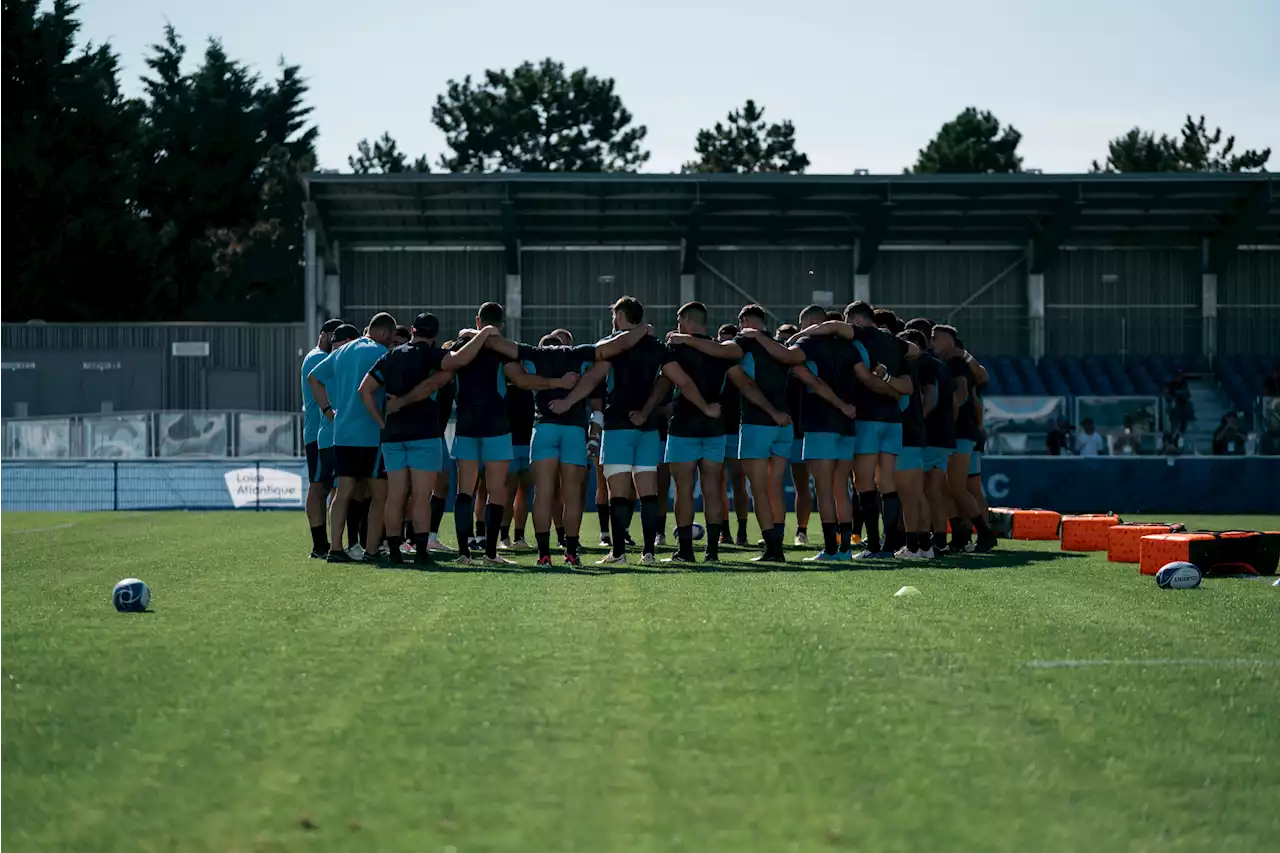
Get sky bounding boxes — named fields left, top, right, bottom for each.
left=76, top=0, right=1279, bottom=174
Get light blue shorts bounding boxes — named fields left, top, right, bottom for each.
left=665, top=434, right=726, bottom=464
left=955, top=438, right=976, bottom=456
left=602, top=428, right=662, bottom=468
left=739, top=423, right=794, bottom=460
left=789, top=438, right=806, bottom=464
left=854, top=421, right=903, bottom=456
left=382, top=438, right=443, bottom=473
left=970, top=450, right=982, bottom=477
left=451, top=433, right=513, bottom=463
left=923, top=446, right=954, bottom=472
left=531, top=423, right=588, bottom=468
left=510, top=443, right=531, bottom=473
left=803, top=431, right=855, bottom=461
left=896, top=445, right=923, bottom=472
left=723, top=430, right=740, bottom=460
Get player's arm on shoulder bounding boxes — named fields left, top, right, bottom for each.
left=793, top=364, right=855, bottom=419
left=742, top=329, right=805, bottom=365
left=964, top=351, right=989, bottom=385
left=795, top=320, right=853, bottom=341
left=660, top=361, right=719, bottom=419
left=481, top=329, right=519, bottom=360
left=886, top=371, right=913, bottom=396
left=594, top=325, right=653, bottom=360
left=667, top=332, right=741, bottom=360
left=442, top=328, right=494, bottom=370
left=357, top=373, right=386, bottom=429
left=504, top=360, right=576, bottom=392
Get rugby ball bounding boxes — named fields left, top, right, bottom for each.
left=113, top=578, right=151, bottom=612
left=1155, top=561, right=1202, bottom=590
left=673, top=522, right=707, bottom=541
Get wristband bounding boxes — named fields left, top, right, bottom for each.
left=322, top=406, right=333, bottom=414
left=589, top=410, right=605, bottom=428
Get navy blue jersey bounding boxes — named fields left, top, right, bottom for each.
left=853, top=326, right=905, bottom=423
left=736, top=335, right=792, bottom=427
left=507, top=385, right=535, bottom=445
left=453, top=346, right=513, bottom=438
left=367, top=341, right=448, bottom=442
left=668, top=335, right=735, bottom=438
left=948, top=354, right=981, bottom=441
left=601, top=335, right=674, bottom=432
left=919, top=353, right=955, bottom=448
left=795, top=335, right=856, bottom=436
left=899, top=356, right=926, bottom=448
left=519, top=343, right=597, bottom=428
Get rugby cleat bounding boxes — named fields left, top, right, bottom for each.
left=345, top=544, right=366, bottom=560
left=535, top=555, right=554, bottom=569
left=661, top=552, right=695, bottom=564
left=563, top=552, right=583, bottom=567
left=309, top=549, right=327, bottom=560
left=794, top=531, right=809, bottom=546
left=596, top=553, right=628, bottom=566
left=639, top=552, right=657, bottom=565
left=511, top=536, right=529, bottom=549
left=326, top=550, right=355, bottom=564
left=483, top=554, right=516, bottom=567
left=804, top=551, right=846, bottom=562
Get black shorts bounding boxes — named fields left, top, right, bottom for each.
left=334, top=445, right=387, bottom=480
left=305, top=442, right=337, bottom=488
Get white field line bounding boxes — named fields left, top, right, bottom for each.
left=1026, top=659, right=1280, bottom=669
left=6, top=512, right=147, bottom=535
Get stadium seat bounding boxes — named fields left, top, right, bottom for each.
left=994, top=356, right=1024, bottom=395
left=1083, top=356, right=1115, bottom=395
left=1187, top=354, right=1211, bottom=374
left=1017, top=356, right=1047, bottom=395
left=1059, top=356, right=1093, bottom=396
left=1102, top=355, right=1135, bottom=395
left=1129, top=363, right=1160, bottom=395
left=1038, top=357, right=1071, bottom=398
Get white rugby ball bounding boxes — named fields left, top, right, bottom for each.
left=673, top=522, right=707, bottom=541
left=1156, top=561, right=1202, bottom=590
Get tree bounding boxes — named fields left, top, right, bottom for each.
left=2, top=0, right=149, bottom=321
left=136, top=26, right=317, bottom=320
left=1092, top=115, right=1271, bottom=173
left=682, top=99, right=809, bottom=174
left=912, top=107, right=1023, bottom=174
left=348, top=132, right=429, bottom=173
left=432, top=58, right=649, bottom=172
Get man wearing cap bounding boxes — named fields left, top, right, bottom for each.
left=302, top=319, right=345, bottom=557
left=308, top=313, right=398, bottom=563
left=360, top=312, right=493, bottom=566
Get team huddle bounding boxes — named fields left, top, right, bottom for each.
left=301, top=297, right=996, bottom=568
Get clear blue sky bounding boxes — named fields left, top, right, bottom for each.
left=77, top=0, right=1279, bottom=174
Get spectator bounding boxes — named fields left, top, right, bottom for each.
left=1160, top=429, right=1186, bottom=456
left=1259, top=413, right=1280, bottom=456
left=1045, top=418, right=1074, bottom=456
left=1075, top=418, right=1106, bottom=456
left=1212, top=412, right=1246, bottom=456
left=1112, top=427, right=1141, bottom=456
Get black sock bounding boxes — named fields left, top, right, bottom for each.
left=950, top=516, right=968, bottom=548
left=387, top=535, right=404, bottom=562
left=881, top=492, right=903, bottom=552
left=971, top=515, right=991, bottom=536
left=677, top=525, right=695, bottom=559
left=838, top=521, right=853, bottom=552
left=484, top=503, right=502, bottom=558
left=766, top=528, right=785, bottom=558
left=737, top=518, right=748, bottom=540
left=640, top=495, right=661, bottom=554
left=774, top=522, right=785, bottom=540
left=565, top=535, right=580, bottom=557
left=705, top=521, right=721, bottom=560
left=609, top=498, right=632, bottom=557
left=500, top=523, right=511, bottom=541
left=413, top=532, right=433, bottom=564
left=536, top=531, right=551, bottom=558
left=310, top=523, right=326, bottom=552
left=934, top=528, right=949, bottom=549
left=429, top=495, right=446, bottom=534
left=597, top=506, right=611, bottom=539
left=906, top=531, right=919, bottom=552
left=556, top=526, right=566, bottom=547
left=454, top=494, right=475, bottom=556
left=920, top=531, right=934, bottom=552
left=475, top=518, right=486, bottom=543
left=345, top=502, right=361, bottom=550
left=858, top=491, right=881, bottom=552
left=821, top=521, right=838, bottom=555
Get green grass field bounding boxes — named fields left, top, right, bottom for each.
left=3, top=511, right=1279, bottom=853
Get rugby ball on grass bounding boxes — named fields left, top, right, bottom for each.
left=1155, top=561, right=1202, bottom=590
left=113, top=578, right=151, bottom=612
left=672, top=522, right=706, bottom=541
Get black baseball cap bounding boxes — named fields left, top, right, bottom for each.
left=320, top=318, right=344, bottom=335
left=332, top=324, right=360, bottom=343
left=413, top=312, right=440, bottom=339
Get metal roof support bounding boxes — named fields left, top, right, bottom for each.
left=1027, top=267, right=1046, bottom=360
left=1201, top=237, right=1218, bottom=360
left=501, top=201, right=522, bottom=339
left=304, top=227, right=319, bottom=344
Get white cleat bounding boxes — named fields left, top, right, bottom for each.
left=400, top=541, right=416, bottom=555
left=426, top=538, right=455, bottom=553
left=455, top=555, right=475, bottom=566
left=640, top=552, right=657, bottom=565
left=917, top=547, right=936, bottom=559
left=596, top=553, right=628, bottom=565
left=345, top=544, right=366, bottom=560
left=483, top=554, right=516, bottom=566
left=794, top=531, right=809, bottom=546
left=498, top=537, right=514, bottom=550
left=654, top=533, right=668, bottom=547
left=598, top=535, right=612, bottom=548
left=511, top=537, right=529, bottom=549
left=894, top=547, right=925, bottom=560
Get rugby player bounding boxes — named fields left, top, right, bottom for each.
left=717, top=323, right=752, bottom=547
left=392, top=325, right=411, bottom=347
left=548, top=297, right=690, bottom=563
left=770, top=306, right=858, bottom=560
left=425, top=342, right=456, bottom=553
left=308, top=313, right=398, bottom=563
left=931, top=324, right=997, bottom=552
left=492, top=321, right=653, bottom=566
left=730, top=305, right=796, bottom=562
left=775, top=323, right=812, bottom=546
left=302, top=318, right=344, bottom=557
left=360, top=312, right=492, bottom=566
left=893, top=328, right=931, bottom=558
left=501, top=380, right=536, bottom=549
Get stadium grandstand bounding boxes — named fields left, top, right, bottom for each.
left=3, top=171, right=1278, bottom=513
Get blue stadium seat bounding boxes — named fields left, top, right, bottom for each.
left=1146, top=354, right=1172, bottom=386
left=1083, top=356, right=1114, bottom=395
left=1187, top=354, right=1211, bottom=374
left=1037, top=357, right=1071, bottom=397
left=1129, top=363, right=1160, bottom=395
left=1059, top=356, right=1093, bottom=395
left=1103, top=355, right=1136, bottom=395
left=1017, top=356, right=1047, bottom=395
left=993, top=355, right=1022, bottom=395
